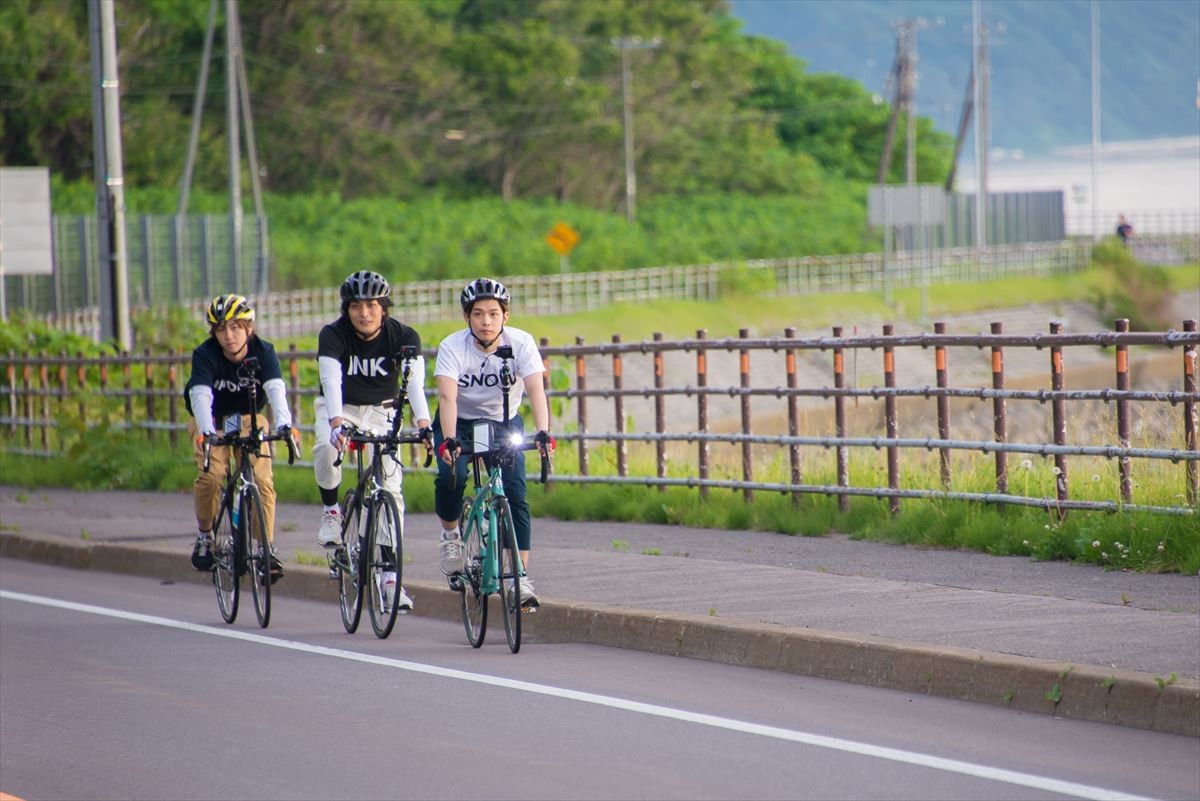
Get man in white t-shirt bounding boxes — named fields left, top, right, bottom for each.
left=433, top=277, right=555, bottom=609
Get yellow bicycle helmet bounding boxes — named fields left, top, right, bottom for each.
left=206, top=293, right=255, bottom=325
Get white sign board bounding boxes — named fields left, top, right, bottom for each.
left=867, top=185, right=947, bottom=227
left=0, top=166, right=54, bottom=275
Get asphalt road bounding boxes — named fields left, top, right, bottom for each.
left=2, top=562, right=1197, bottom=801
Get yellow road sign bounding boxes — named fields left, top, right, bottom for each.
left=545, top=222, right=580, bottom=256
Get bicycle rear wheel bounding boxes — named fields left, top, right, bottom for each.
left=243, top=485, right=271, bottom=628
left=495, top=498, right=521, bottom=654
left=212, top=489, right=239, bottom=624
left=458, top=498, right=487, bottom=648
left=338, top=490, right=365, bottom=634
left=366, top=491, right=403, bottom=639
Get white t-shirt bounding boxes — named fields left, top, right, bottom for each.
left=434, top=326, right=544, bottom=421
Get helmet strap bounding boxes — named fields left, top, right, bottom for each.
left=471, top=325, right=504, bottom=351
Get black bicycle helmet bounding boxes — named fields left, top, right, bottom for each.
left=340, top=270, right=391, bottom=302
left=460, top=277, right=511, bottom=312
left=206, top=293, right=255, bottom=325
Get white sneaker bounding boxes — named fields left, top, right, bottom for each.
left=380, top=571, right=413, bottom=613
left=518, top=575, right=540, bottom=609
left=317, top=508, right=342, bottom=547
left=439, top=531, right=464, bottom=575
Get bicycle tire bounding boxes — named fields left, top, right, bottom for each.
left=243, top=485, right=271, bottom=629
left=338, top=490, right=365, bottom=634
left=495, top=497, right=521, bottom=654
left=366, top=491, right=403, bottom=639
left=212, top=488, right=239, bottom=624
left=458, top=498, right=487, bottom=648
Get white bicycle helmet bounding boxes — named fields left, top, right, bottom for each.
left=460, top=277, right=511, bottom=312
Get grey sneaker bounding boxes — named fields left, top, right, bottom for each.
left=518, top=575, right=539, bottom=610
left=317, top=508, right=342, bottom=547
left=439, top=531, right=464, bottom=575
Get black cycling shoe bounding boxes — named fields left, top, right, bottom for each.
left=269, top=554, right=285, bottom=585
left=191, top=536, right=214, bottom=572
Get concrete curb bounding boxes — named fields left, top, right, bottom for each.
left=3, top=531, right=1197, bottom=737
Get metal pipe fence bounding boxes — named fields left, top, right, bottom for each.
left=2, top=319, right=1197, bottom=517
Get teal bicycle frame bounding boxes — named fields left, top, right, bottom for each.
left=453, top=348, right=549, bottom=654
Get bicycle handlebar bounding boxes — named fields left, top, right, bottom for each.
left=457, top=438, right=552, bottom=485
left=332, top=426, right=434, bottom=469
left=202, top=426, right=299, bottom=473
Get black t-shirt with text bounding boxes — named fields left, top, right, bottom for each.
left=184, top=336, right=283, bottom=419
left=318, top=316, right=422, bottom=406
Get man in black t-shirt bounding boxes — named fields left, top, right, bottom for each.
left=185, top=294, right=295, bottom=578
left=313, top=271, right=431, bottom=612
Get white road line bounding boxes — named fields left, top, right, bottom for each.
left=1, top=589, right=1154, bottom=801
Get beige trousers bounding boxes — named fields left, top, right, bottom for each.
left=189, top=416, right=277, bottom=543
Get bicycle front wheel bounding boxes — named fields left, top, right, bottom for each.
left=338, top=490, right=365, bottom=634
left=458, top=498, right=487, bottom=648
left=495, top=497, right=522, bottom=654
left=212, top=489, right=239, bottom=624
left=243, top=485, right=271, bottom=629
left=366, top=491, right=403, bottom=639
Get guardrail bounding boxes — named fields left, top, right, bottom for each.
left=3, top=318, right=1197, bottom=517
left=26, top=239, right=1106, bottom=341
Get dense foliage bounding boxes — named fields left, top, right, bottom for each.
left=2, top=0, right=952, bottom=207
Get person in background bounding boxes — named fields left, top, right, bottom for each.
left=1115, top=214, right=1134, bottom=246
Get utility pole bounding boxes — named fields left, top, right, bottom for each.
left=88, top=0, right=132, bottom=351
left=877, top=18, right=932, bottom=185
left=179, top=0, right=217, bottom=216
left=972, top=0, right=986, bottom=253
left=1090, top=0, right=1101, bottom=242
left=612, top=36, right=660, bottom=224
left=226, top=0, right=243, bottom=293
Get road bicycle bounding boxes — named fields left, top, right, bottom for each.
left=201, top=357, right=299, bottom=628
left=327, top=346, right=432, bottom=639
left=449, top=346, right=550, bottom=654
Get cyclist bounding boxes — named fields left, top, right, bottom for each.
left=185, top=294, right=296, bottom=581
left=433, top=277, right=554, bottom=609
left=313, top=270, right=432, bottom=613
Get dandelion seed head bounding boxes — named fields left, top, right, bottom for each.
left=1092, top=540, right=1101, bottom=548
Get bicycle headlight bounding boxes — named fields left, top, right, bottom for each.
left=508, top=432, right=525, bottom=447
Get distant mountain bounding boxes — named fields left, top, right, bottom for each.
left=729, top=0, right=1200, bottom=156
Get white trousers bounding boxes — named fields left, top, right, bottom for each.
left=313, top=396, right=404, bottom=523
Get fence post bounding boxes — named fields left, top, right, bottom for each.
left=739, top=327, right=753, bottom=502
left=122, top=352, right=133, bottom=438
left=1184, top=319, right=1198, bottom=507
left=612, top=334, right=626, bottom=478
left=1050, top=321, right=1069, bottom=519
left=575, top=336, right=588, bottom=477
left=144, top=349, right=155, bottom=444
left=76, top=351, right=86, bottom=429
left=833, top=326, right=848, bottom=513
left=883, top=325, right=899, bottom=515
left=56, top=352, right=68, bottom=452
left=934, top=322, right=951, bottom=489
left=168, top=348, right=180, bottom=449
left=5, top=352, right=15, bottom=438
left=696, top=329, right=709, bottom=499
left=21, top=358, right=32, bottom=448
left=1115, top=318, right=1132, bottom=504
left=38, top=352, right=49, bottom=452
left=653, top=332, right=666, bottom=492
left=990, top=322, right=1008, bottom=495
left=287, top=344, right=300, bottom=431
left=785, top=327, right=801, bottom=504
